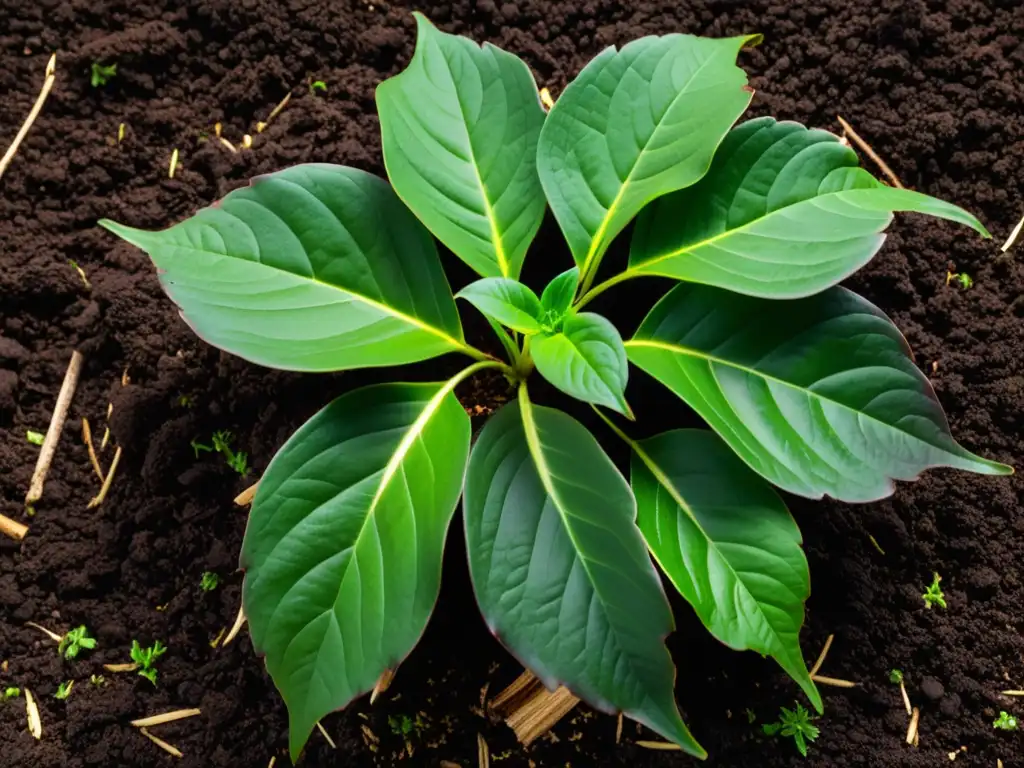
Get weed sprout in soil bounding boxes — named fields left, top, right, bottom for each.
left=100, top=14, right=1012, bottom=761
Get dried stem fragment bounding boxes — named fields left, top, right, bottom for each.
left=0, top=514, right=28, bottom=541
left=809, top=634, right=834, bottom=677
left=635, top=741, right=682, bottom=750
left=87, top=446, right=122, bottom=508
left=1001, top=213, right=1023, bottom=253
left=82, top=418, right=105, bottom=481
left=26, top=350, right=83, bottom=505
left=811, top=675, right=858, bottom=688
left=371, top=667, right=395, bottom=705
left=0, top=54, right=57, bottom=181
left=25, top=621, right=62, bottom=643
left=131, top=708, right=201, bottom=728
left=25, top=688, right=42, bottom=739
left=477, top=734, right=489, bottom=768
left=224, top=603, right=246, bottom=645
left=906, top=707, right=920, bottom=746
left=234, top=480, right=260, bottom=506
left=316, top=721, right=337, bottom=749
left=140, top=727, right=183, bottom=758
left=836, top=115, right=904, bottom=189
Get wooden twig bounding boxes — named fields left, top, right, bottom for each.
left=836, top=115, right=904, bottom=189
left=615, top=712, right=623, bottom=744
left=82, top=418, right=105, bottom=481
left=224, top=603, right=246, bottom=645
left=905, top=707, right=920, bottom=746
left=131, top=708, right=201, bottom=728
left=477, top=734, right=489, bottom=768
left=140, top=727, right=183, bottom=758
left=25, top=688, right=42, bottom=739
left=0, top=53, right=57, bottom=182
left=316, top=721, right=337, bottom=749
left=234, top=480, right=260, bottom=506
left=103, top=662, right=138, bottom=672
left=809, top=634, right=834, bottom=677
left=1001, top=213, right=1024, bottom=253
left=504, top=685, right=579, bottom=746
left=811, top=675, right=858, bottom=688
left=26, top=350, right=83, bottom=505
left=0, top=514, right=28, bottom=541
left=1000, top=690, right=1024, bottom=696
left=899, top=678, right=912, bottom=716
left=256, top=91, right=293, bottom=133
left=87, top=446, right=122, bottom=508
left=25, top=621, right=62, bottom=643
left=635, top=741, right=682, bottom=750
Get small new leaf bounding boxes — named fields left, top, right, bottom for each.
left=538, top=267, right=580, bottom=329
left=59, top=626, right=97, bottom=660
left=200, top=572, right=220, bottom=592
left=889, top=669, right=904, bottom=684
left=762, top=703, right=820, bottom=757
left=130, top=640, right=167, bottom=686
left=26, top=430, right=44, bottom=446
left=54, top=681, right=73, bottom=700
left=3, top=687, right=20, bottom=699
left=993, top=711, right=1018, bottom=731
left=90, top=61, right=117, bottom=87
left=922, top=573, right=947, bottom=610
left=456, top=278, right=543, bottom=334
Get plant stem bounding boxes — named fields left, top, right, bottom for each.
left=591, top=404, right=638, bottom=449
left=574, top=270, right=639, bottom=311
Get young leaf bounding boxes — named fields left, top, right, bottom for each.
left=630, top=429, right=820, bottom=711
left=537, top=34, right=757, bottom=288
left=531, top=313, right=631, bottom=416
left=241, top=380, right=472, bottom=761
left=456, top=278, right=543, bottom=334
left=630, top=117, right=989, bottom=298
left=627, top=283, right=1012, bottom=502
left=377, top=13, right=547, bottom=279
left=463, top=392, right=701, bottom=756
left=539, top=266, right=580, bottom=323
left=100, top=165, right=466, bottom=372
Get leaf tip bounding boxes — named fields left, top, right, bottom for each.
left=741, top=33, right=764, bottom=50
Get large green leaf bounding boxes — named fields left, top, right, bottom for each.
left=531, top=313, right=631, bottom=416
left=377, top=13, right=547, bottom=279
left=241, top=380, right=471, bottom=760
left=627, top=283, right=1012, bottom=502
left=100, top=165, right=467, bottom=372
left=629, top=117, right=990, bottom=298
left=456, top=278, right=543, bottom=334
left=630, top=429, right=820, bottom=710
left=537, top=34, right=758, bottom=289
left=463, top=392, right=701, bottom=755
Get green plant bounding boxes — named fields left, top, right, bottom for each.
left=762, top=702, right=820, bottom=757
left=310, top=79, right=327, bottom=93
left=130, top=640, right=166, bottom=685
left=192, top=431, right=249, bottom=475
left=947, top=270, right=973, bottom=289
left=993, top=711, right=1018, bottom=731
left=3, top=687, right=20, bottom=699
left=59, top=626, right=96, bottom=660
left=90, top=61, right=117, bottom=87
left=54, top=680, right=74, bottom=700
left=26, top=430, right=44, bottom=446
left=89, top=674, right=106, bottom=686
left=98, top=15, right=1012, bottom=761
left=200, top=571, right=220, bottom=591
left=889, top=669, right=903, bottom=684
left=923, top=573, right=947, bottom=609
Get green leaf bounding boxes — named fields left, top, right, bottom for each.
left=463, top=392, right=702, bottom=756
left=629, top=117, right=990, bottom=298
left=241, top=379, right=471, bottom=761
left=627, top=283, right=1012, bottom=502
left=377, top=13, right=547, bottom=279
left=537, top=34, right=757, bottom=287
left=539, top=266, right=580, bottom=324
left=456, top=278, right=543, bottom=334
left=630, top=429, right=820, bottom=711
left=531, top=313, right=631, bottom=416
left=100, top=165, right=466, bottom=372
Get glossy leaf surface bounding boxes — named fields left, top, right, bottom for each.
left=457, top=278, right=543, bottom=334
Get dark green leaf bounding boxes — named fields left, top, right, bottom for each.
left=242, top=380, right=471, bottom=760
left=457, top=278, right=543, bottom=334
left=100, top=165, right=466, bottom=372
left=464, top=393, right=702, bottom=756
left=377, top=13, right=547, bottom=278
left=537, top=34, right=757, bottom=287
left=627, top=283, right=1012, bottom=501
left=532, top=313, right=631, bottom=415
left=631, top=429, right=820, bottom=710
left=630, top=117, right=989, bottom=298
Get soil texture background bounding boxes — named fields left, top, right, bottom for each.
left=1, top=0, right=1023, bottom=766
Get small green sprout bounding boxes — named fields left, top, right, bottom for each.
left=388, top=714, right=414, bottom=736
left=90, top=61, right=117, bottom=87
left=922, top=573, right=947, bottom=610
left=193, top=430, right=249, bottom=475
left=89, top=674, right=106, bottom=686
left=130, top=639, right=167, bottom=685
left=745, top=708, right=757, bottom=724
left=54, top=680, right=74, bottom=700
left=310, top=79, right=327, bottom=94
left=762, top=702, right=820, bottom=757
left=889, top=669, right=904, bottom=684
left=946, top=270, right=973, bottom=290
left=200, top=571, right=220, bottom=592
left=59, top=626, right=97, bottom=660
left=993, top=711, right=1018, bottom=731
left=177, top=394, right=194, bottom=408
left=26, top=430, right=44, bottom=446
left=191, top=437, right=213, bottom=457
left=3, top=687, right=20, bottom=699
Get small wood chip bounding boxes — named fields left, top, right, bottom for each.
left=87, top=445, right=122, bottom=509
left=836, top=115, right=904, bottom=189
left=103, top=662, right=139, bottom=673
left=234, top=480, right=260, bottom=507
left=1001, top=213, right=1024, bottom=253
left=0, top=513, right=28, bottom=541
left=477, top=734, right=489, bottom=768
left=899, top=679, right=912, bottom=716
left=316, top=721, right=337, bottom=749
left=168, top=148, right=179, bottom=179
left=26, top=350, right=83, bottom=505
left=635, top=740, right=682, bottom=750
left=82, top=418, right=105, bottom=482
left=809, top=634, right=834, bottom=677
left=615, top=712, right=623, bottom=744
left=811, top=675, right=858, bottom=688
left=140, top=727, right=183, bottom=758
left=267, top=757, right=276, bottom=768
left=131, top=708, right=201, bottom=728
left=25, top=688, right=41, bottom=739
left=25, top=621, right=62, bottom=643
left=906, top=706, right=920, bottom=746
left=0, top=53, right=57, bottom=182
left=371, top=667, right=395, bottom=705
left=360, top=723, right=379, bottom=745
left=223, top=603, right=246, bottom=645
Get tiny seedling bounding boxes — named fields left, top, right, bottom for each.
left=946, top=270, right=973, bottom=290
left=310, top=80, right=327, bottom=94
left=90, top=674, right=106, bottom=686
left=388, top=714, right=414, bottom=736
left=90, top=61, right=117, bottom=87
left=762, top=702, right=820, bottom=757
left=130, top=640, right=167, bottom=685
left=54, top=680, right=74, bottom=700
left=745, top=708, right=757, bottom=724
left=193, top=430, right=249, bottom=475
left=26, top=430, right=44, bottom=446
left=59, top=625, right=97, bottom=660
left=889, top=669, right=904, bottom=684
left=993, top=711, right=1018, bottom=731
left=922, top=573, right=947, bottom=610
left=200, top=571, right=220, bottom=591
left=3, top=687, right=20, bottom=699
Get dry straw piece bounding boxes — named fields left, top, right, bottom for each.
left=131, top=708, right=201, bottom=728
left=836, top=115, right=904, bottom=189
left=0, top=514, right=28, bottom=541
left=25, top=621, right=62, bottom=643
left=315, top=721, right=337, bottom=749
left=476, top=734, right=489, bottom=768
left=82, top=417, right=105, bottom=481
left=1001, top=213, right=1023, bottom=252
left=140, top=727, right=183, bottom=758
left=87, top=445, right=123, bottom=509
left=26, top=350, right=83, bottom=506
left=635, top=740, right=682, bottom=750
left=0, top=53, right=57, bottom=181
left=223, top=603, right=247, bottom=645
left=906, top=707, right=921, bottom=746
left=234, top=480, right=259, bottom=506
left=25, top=688, right=42, bottom=739
left=370, top=667, right=395, bottom=705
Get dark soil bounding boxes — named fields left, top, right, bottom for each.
left=2, top=0, right=1023, bottom=766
